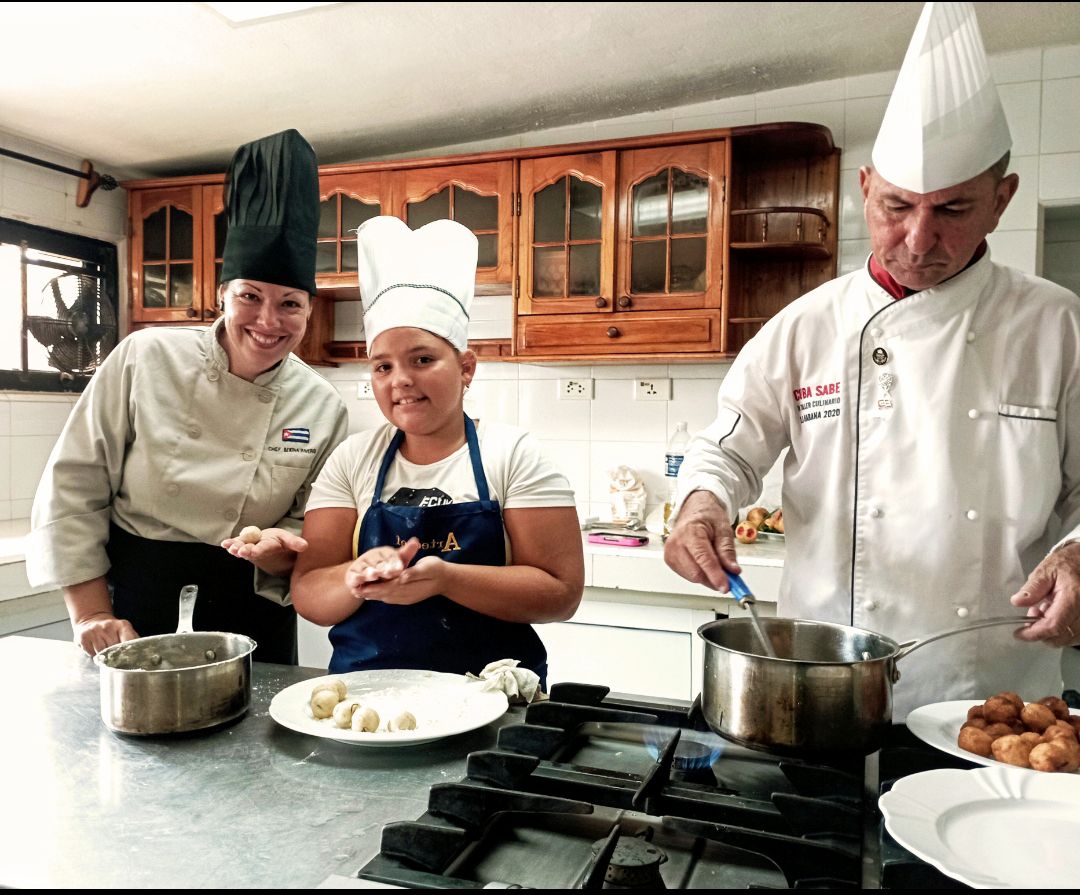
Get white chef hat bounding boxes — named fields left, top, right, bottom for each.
left=357, top=216, right=477, bottom=352
left=871, top=1, right=1011, bottom=194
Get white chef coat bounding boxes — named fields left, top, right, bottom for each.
left=27, top=318, right=349, bottom=604
left=675, top=252, right=1080, bottom=719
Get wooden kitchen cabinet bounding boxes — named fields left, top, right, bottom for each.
left=514, top=141, right=727, bottom=359
left=315, top=171, right=393, bottom=298
left=131, top=184, right=223, bottom=324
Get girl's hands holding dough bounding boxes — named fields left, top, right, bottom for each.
left=221, top=527, right=309, bottom=577
left=345, top=538, right=444, bottom=604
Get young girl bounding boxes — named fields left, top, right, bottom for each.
left=291, top=217, right=583, bottom=684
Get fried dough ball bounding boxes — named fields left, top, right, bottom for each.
left=958, top=726, right=995, bottom=758
left=1029, top=741, right=1072, bottom=773
left=997, top=691, right=1025, bottom=712
left=962, top=716, right=989, bottom=731
left=966, top=705, right=986, bottom=722
left=1055, top=738, right=1080, bottom=772
left=983, top=696, right=1020, bottom=724
left=1020, top=702, right=1058, bottom=733
left=1043, top=721, right=1078, bottom=744
left=1019, top=731, right=1044, bottom=747
left=1038, top=696, right=1071, bottom=720
left=990, top=734, right=1033, bottom=768
left=983, top=722, right=1018, bottom=740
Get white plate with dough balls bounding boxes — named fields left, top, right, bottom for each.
left=906, top=699, right=1080, bottom=774
left=268, top=669, right=509, bottom=747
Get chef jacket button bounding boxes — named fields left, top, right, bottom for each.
left=966, top=331, right=976, bottom=343
left=966, top=509, right=979, bottom=521
left=188, top=426, right=201, bottom=439
left=865, top=600, right=878, bottom=611
left=259, top=392, right=273, bottom=404
left=956, top=607, right=970, bottom=618
left=872, top=347, right=889, bottom=365
left=967, top=409, right=979, bottom=420
left=166, top=483, right=180, bottom=497
left=223, top=508, right=239, bottom=521
left=242, top=450, right=254, bottom=461
left=207, top=370, right=219, bottom=382
left=869, top=506, right=883, bottom=518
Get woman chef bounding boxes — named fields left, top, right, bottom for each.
left=291, top=217, right=583, bottom=684
left=27, top=129, right=349, bottom=663
left=664, top=2, right=1080, bottom=719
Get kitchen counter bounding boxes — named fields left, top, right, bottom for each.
left=0, top=636, right=514, bottom=889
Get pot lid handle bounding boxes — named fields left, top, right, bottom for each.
left=891, top=615, right=1032, bottom=663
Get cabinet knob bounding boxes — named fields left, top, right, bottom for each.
left=594, top=297, right=607, bottom=308
left=186, top=308, right=198, bottom=318
left=617, top=296, right=632, bottom=308
left=607, top=327, right=620, bottom=338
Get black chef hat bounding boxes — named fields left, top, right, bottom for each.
left=220, top=128, right=319, bottom=295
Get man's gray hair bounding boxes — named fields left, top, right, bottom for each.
left=987, top=151, right=1011, bottom=181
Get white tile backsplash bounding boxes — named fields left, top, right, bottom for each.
left=844, top=70, right=898, bottom=100
left=537, top=439, right=590, bottom=511
left=990, top=48, right=1043, bottom=85
left=518, top=378, right=592, bottom=439
left=1, top=178, right=66, bottom=224
left=1039, top=153, right=1080, bottom=201
left=987, top=229, right=1039, bottom=275
left=1043, top=45, right=1080, bottom=80
left=756, top=79, right=845, bottom=109
left=668, top=379, right=724, bottom=435
left=0, top=399, right=9, bottom=437
left=841, top=95, right=890, bottom=171
left=1040, top=78, right=1080, bottom=155
left=839, top=168, right=868, bottom=240
left=464, top=379, right=518, bottom=426
left=10, top=435, right=57, bottom=501
left=0, top=436, right=9, bottom=501
left=9, top=397, right=76, bottom=437
left=0, top=501, right=11, bottom=522
left=998, top=81, right=1041, bottom=158
left=590, top=379, right=667, bottom=442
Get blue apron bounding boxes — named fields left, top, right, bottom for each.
left=328, top=415, right=547, bottom=685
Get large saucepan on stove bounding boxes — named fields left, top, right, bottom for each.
left=93, top=585, right=256, bottom=735
left=697, top=577, right=1031, bottom=755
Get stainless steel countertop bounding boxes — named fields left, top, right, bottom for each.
left=0, top=636, right=516, bottom=888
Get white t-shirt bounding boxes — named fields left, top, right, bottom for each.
left=307, top=420, right=575, bottom=560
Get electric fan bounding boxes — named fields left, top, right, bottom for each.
left=25, top=273, right=118, bottom=375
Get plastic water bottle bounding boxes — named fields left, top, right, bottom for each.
left=662, top=421, right=691, bottom=539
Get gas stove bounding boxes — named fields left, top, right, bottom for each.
left=348, top=683, right=976, bottom=889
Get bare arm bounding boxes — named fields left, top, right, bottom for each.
left=293, top=506, right=585, bottom=625
left=64, top=577, right=138, bottom=657
left=290, top=507, right=362, bottom=626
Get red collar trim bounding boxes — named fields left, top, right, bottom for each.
left=868, top=242, right=988, bottom=300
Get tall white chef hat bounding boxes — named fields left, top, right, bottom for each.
left=871, top=1, right=1011, bottom=194
left=357, top=216, right=477, bottom=352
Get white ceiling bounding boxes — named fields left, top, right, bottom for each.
left=3, top=1, right=1079, bottom=179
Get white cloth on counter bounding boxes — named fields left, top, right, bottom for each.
left=467, top=658, right=541, bottom=704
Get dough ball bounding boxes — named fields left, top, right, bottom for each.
left=982, top=696, right=1020, bottom=725
left=1037, top=696, right=1071, bottom=720
left=983, top=722, right=1018, bottom=740
left=313, top=678, right=347, bottom=701
left=1020, top=702, right=1057, bottom=733
left=996, top=691, right=1024, bottom=712
left=238, top=525, right=263, bottom=545
left=962, top=717, right=989, bottom=730
left=310, top=688, right=340, bottom=720
left=1043, top=721, right=1078, bottom=744
left=350, top=705, right=379, bottom=733
left=1029, top=741, right=1072, bottom=773
left=990, top=734, right=1032, bottom=768
left=957, top=726, right=994, bottom=758
left=387, top=710, right=417, bottom=732
left=332, top=700, right=359, bottom=729
left=1019, top=731, right=1044, bottom=747
left=966, top=705, right=986, bottom=722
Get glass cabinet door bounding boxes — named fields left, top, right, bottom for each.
left=200, top=184, right=226, bottom=323
left=131, top=186, right=203, bottom=322
left=399, top=162, right=513, bottom=285
left=617, top=142, right=725, bottom=312
left=518, top=152, right=616, bottom=315
left=316, top=172, right=392, bottom=297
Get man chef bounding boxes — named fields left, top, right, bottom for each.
left=664, top=1, right=1080, bottom=719
left=27, top=129, right=348, bottom=663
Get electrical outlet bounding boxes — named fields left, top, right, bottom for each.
left=633, top=378, right=671, bottom=401
left=357, top=381, right=375, bottom=400
left=557, top=378, right=593, bottom=400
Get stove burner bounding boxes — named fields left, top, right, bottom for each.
left=590, top=835, right=667, bottom=889
left=670, top=740, right=720, bottom=787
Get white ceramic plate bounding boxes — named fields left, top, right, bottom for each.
left=268, top=669, right=508, bottom=747
left=880, top=766, right=1080, bottom=888
left=907, top=700, right=1080, bottom=774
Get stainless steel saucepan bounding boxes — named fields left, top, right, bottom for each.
left=698, top=575, right=1031, bottom=754
left=93, top=585, right=257, bottom=735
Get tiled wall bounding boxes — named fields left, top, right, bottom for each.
left=2, top=41, right=1079, bottom=524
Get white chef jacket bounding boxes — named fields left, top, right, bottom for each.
left=27, top=318, right=349, bottom=604
left=675, top=252, right=1080, bottom=719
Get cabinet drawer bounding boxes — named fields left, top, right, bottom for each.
left=516, top=310, right=719, bottom=356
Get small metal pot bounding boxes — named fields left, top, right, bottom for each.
left=93, top=585, right=257, bottom=735
left=697, top=614, right=1027, bottom=755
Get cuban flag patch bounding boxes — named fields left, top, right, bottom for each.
left=281, top=427, right=310, bottom=443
